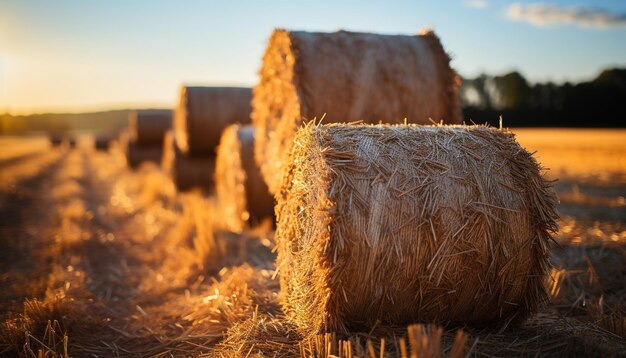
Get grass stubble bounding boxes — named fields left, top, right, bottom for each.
left=0, top=130, right=624, bottom=357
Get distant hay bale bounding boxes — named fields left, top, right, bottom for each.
left=215, top=124, right=274, bottom=233
left=174, top=86, right=252, bottom=155
left=275, top=123, right=558, bottom=336
left=162, top=131, right=214, bottom=192
left=129, top=110, right=172, bottom=146
left=94, top=136, right=112, bottom=151
left=253, top=29, right=462, bottom=193
left=126, top=141, right=163, bottom=169
left=49, top=134, right=63, bottom=147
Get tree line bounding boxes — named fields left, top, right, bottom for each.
left=1, top=67, right=625, bottom=135
left=461, top=67, right=626, bottom=127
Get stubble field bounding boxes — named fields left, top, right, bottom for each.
left=0, top=128, right=624, bottom=357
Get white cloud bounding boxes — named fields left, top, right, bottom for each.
left=463, top=0, right=488, bottom=9
left=505, top=3, right=626, bottom=29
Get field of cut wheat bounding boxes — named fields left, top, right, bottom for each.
left=0, top=128, right=623, bottom=357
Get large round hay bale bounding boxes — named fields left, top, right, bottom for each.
left=162, top=131, right=214, bottom=192
left=275, top=123, right=558, bottom=336
left=253, top=29, right=462, bottom=193
left=174, top=86, right=252, bottom=156
left=215, top=124, right=274, bottom=233
left=126, top=141, right=163, bottom=169
left=129, top=109, right=172, bottom=146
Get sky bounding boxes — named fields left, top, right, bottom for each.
left=0, top=0, right=625, bottom=114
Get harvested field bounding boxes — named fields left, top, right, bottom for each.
left=0, top=128, right=625, bottom=357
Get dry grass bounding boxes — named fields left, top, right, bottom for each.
left=0, top=129, right=625, bottom=357
left=514, top=129, right=626, bottom=183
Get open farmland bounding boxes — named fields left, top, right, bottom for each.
left=0, top=128, right=625, bottom=357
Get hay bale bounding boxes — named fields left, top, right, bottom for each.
left=49, top=134, right=63, bottom=147
left=162, top=131, right=214, bottom=192
left=253, top=29, right=462, bottom=193
left=126, top=141, right=163, bottom=169
left=94, top=136, right=112, bottom=151
left=275, top=123, right=558, bottom=336
left=67, top=136, right=77, bottom=148
left=129, top=109, right=172, bottom=146
left=174, top=86, right=252, bottom=155
left=215, top=124, right=274, bottom=233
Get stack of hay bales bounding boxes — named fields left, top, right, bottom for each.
left=252, top=29, right=462, bottom=193
left=274, top=123, right=558, bottom=336
left=167, top=86, right=252, bottom=192
left=214, top=124, right=274, bottom=233
left=126, top=110, right=172, bottom=169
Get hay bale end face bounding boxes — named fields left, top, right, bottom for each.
left=253, top=29, right=462, bottom=193
left=175, top=86, right=252, bottom=156
left=215, top=124, right=274, bottom=233
left=162, top=131, right=214, bottom=192
left=275, top=123, right=558, bottom=336
left=129, top=110, right=172, bottom=146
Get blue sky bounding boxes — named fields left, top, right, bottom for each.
left=0, top=0, right=625, bottom=114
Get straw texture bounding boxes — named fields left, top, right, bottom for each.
left=129, top=110, right=172, bottom=146
left=174, top=86, right=252, bottom=156
left=215, top=125, right=274, bottom=233
left=252, top=29, right=462, bottom=193
left=275, top=123, right=558, bottom=337
left=162, top=131, right=214, bottom=192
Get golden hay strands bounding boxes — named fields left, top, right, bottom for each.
left=174, top=86, right=252, bottom=156
left=162, top=131, right=215, bottom=192
left=301, top=324, right=470, bottom=358
left=252, top=29, right=462, bottom=193
left=215, top=124, right=274, bottom=233
left=275, top=123, right=558, bottom=337
left=129, top=109, right=172, bottom=146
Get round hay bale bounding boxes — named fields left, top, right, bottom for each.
left=275, top=123, right=558, bottom=336
left=67, top=136, right=77, bottom=148
left=94, top=136, right=112, bottom=151
left=174, top=86, right=252, bottom=156
left=162, top=131, right=214, bottom=192
left=129, top=109, right=172, bottom=146
left=253, top=29, right=462, bottom=194
left=215, top=124, right=274, bottom=233
left=126, top=141, right=163, bottom=169
left=49, top=134, right=63, bottom=147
